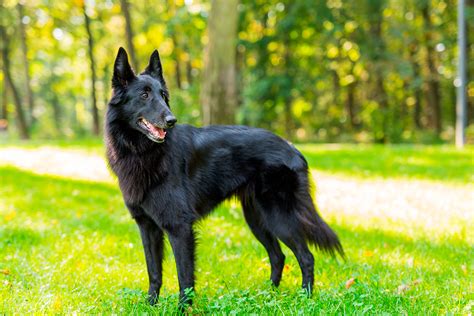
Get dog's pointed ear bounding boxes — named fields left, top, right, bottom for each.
left=112, top=47, right=136, bottom=89
left=144, top=50, right=165, bottom=81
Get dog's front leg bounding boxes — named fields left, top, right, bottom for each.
left=167, top=224, right=195, bottom=308
left=135, top=214, right=164, bottom=305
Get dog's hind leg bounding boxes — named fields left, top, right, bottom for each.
left=255, top=198, right=315, bottom=294
left=242, top=201, right=285, bottom=287
left=276, top=232, right=314, bottom=294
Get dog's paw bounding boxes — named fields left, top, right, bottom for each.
left=147, top=289, right=160, bottom=305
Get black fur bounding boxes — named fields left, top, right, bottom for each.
left=105, top=48, right=343, bottom=307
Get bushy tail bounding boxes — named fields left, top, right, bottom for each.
left=296, top=197, right=344, bottom=258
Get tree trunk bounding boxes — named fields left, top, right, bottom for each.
left=235, top=43, right=244, bottom=116
left=201, top=0, right=239, bottom=125
left=17, top=2, right=35, bottom=125
left=367, top=0, right=388, bottom=143
left=1, top=64, right=8, bottom=132
left=1, top=65, right=7, bottom=122
left=83, top=3, right=100, bottom=136
left=120, top=0, right=139, bottom=71
left=421, top=3, right=442, bottom=135
left=465, top=6, right=473, bottom=125
left=102, top=64, right=111, bottom=108
left=51, top=93, right=62, bottom=134
left=186, top=57, right=193, bottom=86
left=283, top=33, right=294, bottom=140
left=409, top=43, right=423, bottom=129
left=171, top=33, right=182, bottom=89
left=166, top=0, right=183, bottom=89
left=0, top=25, right=29, bottom=139
left=346, top=81, right=357, bottom=129
left=374, top=70, right=389, bottom=143
left=332, top=69, right=339, bottom=107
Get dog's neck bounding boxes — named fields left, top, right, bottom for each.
left=105, top=118, right=170, bottom=206
left=105, top=116, right=165, bottom=157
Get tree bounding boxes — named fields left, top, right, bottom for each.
left=282, top=17, right=294, bottom=139
left=17, top=2, right=35, bottom=125
left=167, top=0, right=183, bottom=89
left=0, top=0, right=465, bottom=142
left=120, top=0, right=138, bottom=71
left=0, top=24, right=29, bottom=139
left=200, top=0, right=239, bottom=125
left=83, top=2, right=100, bottom=135
left=366, top=0, right=389, bottom=143
left=1, top=61, right=8, bottom=128
left=421, top=0, right=442, bottom=135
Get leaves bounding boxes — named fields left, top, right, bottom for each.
left=345, top=277, right=356, bottom=289
left=0, top=269, right=10, bottom=275
left=0, top=0, right=464, bottom=142
left=397, top=284, right=410, bottom=294
left=397, top=279, right=422, bottom=294
left=362, top=250, right=374, bottom=257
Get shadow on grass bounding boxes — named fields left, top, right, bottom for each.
left=331, top=223, right=471, bottom=263
left=0, top=166, right=135, bottom=239
left=0, top=227, right=45, bottom=248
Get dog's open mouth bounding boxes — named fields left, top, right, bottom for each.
left=137, top=118, right=167, bottom=143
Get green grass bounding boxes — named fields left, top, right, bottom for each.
left=0, top=137, right=104, bottom=150
left=299, top=144, right=474, bottom=184
left=0, top=144, right=473, bottom=314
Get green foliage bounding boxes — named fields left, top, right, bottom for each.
left=0, top=143, right=472, bottom=313
left=237, top=0, right=469, bottom=143
left=0, top=0, right=472, bottom=142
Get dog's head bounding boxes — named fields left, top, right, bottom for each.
left=108, top=47, right=176, bottom=143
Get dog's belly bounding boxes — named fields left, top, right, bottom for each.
left=139, top=183, right=199, bottom=230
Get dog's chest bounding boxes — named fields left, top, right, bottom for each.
left=112, top=153, right=168, bottom=206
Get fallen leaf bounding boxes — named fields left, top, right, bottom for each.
left=345, top=277, right=356, bottom=289
left=186, top=306, right=193, bottom=314
left=0, top=269, right=10, bottom=275
left=284, top=264, right=291, bottom=272
left=52, top=295, right=62, bottom=311
left=411, top=279, right=422, bottom=286
left=4, top=211, right=16, bottom=221
left=397, top=284, right=410, bottom=294
left=363, top=250, right=373, bottom=257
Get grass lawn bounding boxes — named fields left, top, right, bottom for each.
left=0, top=142, right=472, bottom=314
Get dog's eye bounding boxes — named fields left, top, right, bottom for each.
left=141, top=92, right=148, bottom=99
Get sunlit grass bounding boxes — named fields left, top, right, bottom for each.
left=0, top=143, right=473, bottom=314
left=299, top=144, right=474, bottom=183
left=0, top=137, right=104, bottom=151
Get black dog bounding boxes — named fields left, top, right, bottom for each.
left=105, top=47, right=343, bottom=307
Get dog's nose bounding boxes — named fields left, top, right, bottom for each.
left=165, top=115, right=177, bottom=128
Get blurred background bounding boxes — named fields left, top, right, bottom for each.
left=1, top=1, right=473, bottom=313
left=0, top=0, right=473, bottom=143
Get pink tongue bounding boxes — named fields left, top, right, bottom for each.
left=150, top=126, right=166, bottom=139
